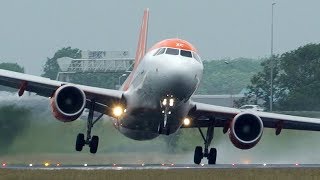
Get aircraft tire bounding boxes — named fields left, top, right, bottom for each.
left=75, top=133, right=85, bottom=151
left=208, top=148, right=217, bottom=165
left=90, top=135, right=99, bottom=154
left=194, top=146, right=203, bottom=164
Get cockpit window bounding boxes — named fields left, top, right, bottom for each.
left=192, top=52, right=202, bottom=62
left=165, top=48, right=179, bottom=55
left=157, top=48, right=166, bottom=55
left=180, top=50, right=192, bottom=58
left=154, top=48, right=166, bottom=56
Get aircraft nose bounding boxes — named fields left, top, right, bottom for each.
left=155, top=62, right=201, bottom=100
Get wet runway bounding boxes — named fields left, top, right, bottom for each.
left=2, top=163, right=320, bottom=170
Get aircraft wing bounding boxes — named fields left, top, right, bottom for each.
left=0, top=69, right=124, bottom=115
left=185, top=101, right=320, bottom=131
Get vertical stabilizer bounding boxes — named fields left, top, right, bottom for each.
left=134, top=8, right=149, bottom=69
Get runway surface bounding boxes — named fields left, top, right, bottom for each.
left=2, top=163, right=320, bottom=170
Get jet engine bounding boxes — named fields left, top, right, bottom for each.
left=229, top=112, right=263, bottom=149
left=50, top=85, right=86, bottom=122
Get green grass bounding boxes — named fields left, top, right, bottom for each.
left=1, top=169, right=320, bottom=180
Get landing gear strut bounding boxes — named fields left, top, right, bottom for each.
left=194, top=117, right=217, bottom=165
left=158, top=106, right=170, bottom=135
left=158, top=96, right=175, bottom=135
left=75, top=100, right=103, bottom=154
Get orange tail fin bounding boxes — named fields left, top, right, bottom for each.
left=133, top=8, right=149, bottom=69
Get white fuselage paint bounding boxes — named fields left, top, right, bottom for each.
left=114, top=48, right=203, bottom=140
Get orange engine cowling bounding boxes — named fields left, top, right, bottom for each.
left=50, top=85, right=86, bottom=122
left=229, top=112, right=263, bottom=150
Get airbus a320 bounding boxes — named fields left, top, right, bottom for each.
left=1, top=9, right=320, bottom=165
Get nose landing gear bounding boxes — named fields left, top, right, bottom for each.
left=194, top=117, right=217, bottom=165
left=75, top=100, right=103, bottom=154
left=158, top=95, right=175, bottom=135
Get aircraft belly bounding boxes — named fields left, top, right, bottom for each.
left=117, top=111, right=183, bottom=140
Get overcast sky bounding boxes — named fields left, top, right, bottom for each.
left=1, top=0, right=320, bottom=75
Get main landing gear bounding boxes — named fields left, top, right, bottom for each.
left=75, top=100, right=103, bottom=154
left=194, top=118, right=217, bottom=165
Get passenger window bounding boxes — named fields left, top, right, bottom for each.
left=180, top=50, right=192, bottom=58
left=165, top=48, right=179, bottom=55
left=192, top=52, right=202, bottom=62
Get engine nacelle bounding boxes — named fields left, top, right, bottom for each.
left=229, top=112, right=263, bottom=149
left=50, top=85, right=86, bottom=122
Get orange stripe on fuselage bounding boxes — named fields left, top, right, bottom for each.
left=148, top=38, right=198, bottom=53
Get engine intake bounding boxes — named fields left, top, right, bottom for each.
left=51, top=85, right=86, bottom=122
left=229, top=112, right=263, bottom=149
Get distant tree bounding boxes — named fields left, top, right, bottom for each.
left=197, top=58, right=262, bottom=95
left=0, top=105, right=31, bottom=155
left=277, top=43, right=320, bottom=110
left=42, top=47, right=81, bottom=79
left=237, top=43, right=320, bottom=111
left=234, top=57, right=282, bottom=110
left=0, top=62, right=24, bottom=73
left=0, top=62, right=25, bottom=92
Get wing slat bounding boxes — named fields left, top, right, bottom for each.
left=0, top=69, right=124, bottom=116
left=187, top=101, right=320, bottom=131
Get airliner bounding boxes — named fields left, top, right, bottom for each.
left=1, top=9, right=320, bottom=165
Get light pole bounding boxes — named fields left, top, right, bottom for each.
left=270, top=2, right=276, bottom=111
left=118, top=74, right=127, bottom=87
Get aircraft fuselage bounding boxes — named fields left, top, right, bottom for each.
left=114, top=39, right=203, bottom=140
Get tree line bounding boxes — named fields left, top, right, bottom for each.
left=237, top=43, right=320, bottom=111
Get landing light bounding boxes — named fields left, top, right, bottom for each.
left=2, top=163, right=6, bottom=167
left=169, top=98, right=174, bottom=107
left=183, top=118, right=191, bottom=126
left=29, top=164, right=33, bottom=167
left=162, top=99, right=167, bottom=106
left=44, top=162, right=50, bottom=167
left=113, top=106, right=124, bottom=117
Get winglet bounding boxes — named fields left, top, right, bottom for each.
left=133, top=8, right=149, bottom=70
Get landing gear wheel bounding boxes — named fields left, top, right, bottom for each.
left=75, top=133, right=85, bottom=151
left=194, top=146, right=203, bottom=164
left=195, top=117, right=216, bottom=165
left=89, top=135, right=99, bottom=154
left=208, top=148, right=217, bottom=165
